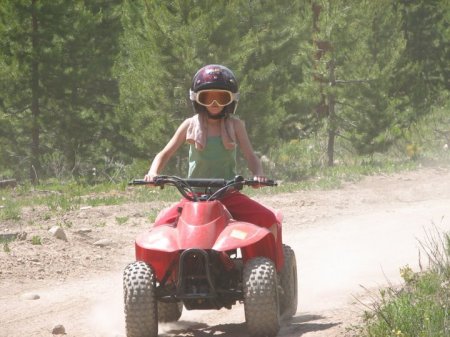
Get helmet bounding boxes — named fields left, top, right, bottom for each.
left=189, top=64, right=239, bottom=117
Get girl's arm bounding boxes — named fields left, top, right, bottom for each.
left=144, top=119, right=190, bottom=181
left=234, top=118, right=266, bottom=181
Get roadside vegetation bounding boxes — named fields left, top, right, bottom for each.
left=1, top=100, right=449, bottom=220
left=351, top=227, right=450, bottom=337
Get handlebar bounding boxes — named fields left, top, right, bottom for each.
left=129, top=175, right=277, bottom=201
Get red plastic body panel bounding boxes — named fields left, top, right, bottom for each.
left=135, top=199, right=283, bottom=281
left=213, top=221, right=273, bottom=251
left=177, top=201, right=229, bottom=248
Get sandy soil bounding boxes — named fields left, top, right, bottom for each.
left=1, top=166, right=450, bottom=337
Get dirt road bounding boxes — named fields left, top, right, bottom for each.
left=1, top=166, right=450, bottom=337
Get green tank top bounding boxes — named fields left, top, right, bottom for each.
left=188, top=136, right=236, bottom=180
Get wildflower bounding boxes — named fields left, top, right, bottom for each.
left=392, top=329, right=403, bottom=336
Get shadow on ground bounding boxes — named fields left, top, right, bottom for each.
left=159, top=313, right=340, bottom=337
left=280, top=314, right=341, bottom=336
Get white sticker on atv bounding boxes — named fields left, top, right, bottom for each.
left=230, top=229, right=247, bottom=240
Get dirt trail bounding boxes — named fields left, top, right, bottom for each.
left=1, top=166, right=450, bottom=337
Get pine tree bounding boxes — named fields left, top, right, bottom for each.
left=230, top=0, right=313, bottom=150
left=0, top=0, right=122, bottom=181
left=117, top=0, right=313, bottom=169
left=312, top=0, right=408, bottom=158
left=395, top=0, right=449, bottom=106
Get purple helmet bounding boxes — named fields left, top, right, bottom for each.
left=189, top=64, right=239, bottom=116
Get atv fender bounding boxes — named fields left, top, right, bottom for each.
left=136, top=225, right=179, bottom=252
left=135, top=226, right=180, bottom=282
left=212, top=222, right=278, bottom=267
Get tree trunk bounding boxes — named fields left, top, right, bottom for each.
left=30, top=0, right=41, bottom=184
left=327, top=60, right=336, bottom=167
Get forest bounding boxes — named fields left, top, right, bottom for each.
left=0, top=0, right=448, bottom=183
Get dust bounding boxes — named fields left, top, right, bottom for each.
left=86, top=272, right=125, bottom=337
left=1, top=166, right=450, bottom=337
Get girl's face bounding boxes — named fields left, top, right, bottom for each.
left=206, top=102, right=224, bottom=115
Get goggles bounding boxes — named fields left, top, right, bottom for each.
left=190, top=89, right=239, bottom=107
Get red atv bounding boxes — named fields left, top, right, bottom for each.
left=124, top=175, right=298, bottom=337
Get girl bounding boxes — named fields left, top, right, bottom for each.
left=144, top=64, right=278, bottom=230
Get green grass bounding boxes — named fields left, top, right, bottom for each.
left=31, top=235, right=42, bottom=245
left=86, top=195, right=127, bottom=207
left=0, top=198, right=21, bottom=221
left=130, top=185, right=181, bottom=203
left=0, top=156, right=443, bottom=222
left=45, top=194, right=82, bottom=212
left=146, top=209, right=159, bottom=223
left=115, top=216, right=129, bottom=225
left=59, top=219, right=73, bottom=228
left=0, top=235, right=15, bottom=252
left=354, top=229, right=450, bottom=337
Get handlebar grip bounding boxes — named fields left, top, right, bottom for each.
left=245, top=179, right=277, bottom=187
left=266, top=180, right=277, bottom=186
left=129, top=179, right=155, bottom=186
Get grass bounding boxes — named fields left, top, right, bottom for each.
left=115, top=216, right=129, bottom=225
left=354, top=227, right=450, bottom=337
left=0, top=197, right=21, bottom=221
left=59, top=219, right=73, bottom=228
left=86, top=195, right=127, bottom=207
left=146, top=209, right=159, bottom=223
left=0, top=235, right=15, bottom=252
left=0, top=154, right=446, bottom=225
left=31, top=235, right=42, bottom=245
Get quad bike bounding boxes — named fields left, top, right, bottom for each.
left=124, top=175, right=298, bottom=337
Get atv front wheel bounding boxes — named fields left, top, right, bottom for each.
left=243, top=257, right=280, bottom=337
left=123, top=261, right=158, bottom=337
left=158, top=301, right=183, bottom=322
left=279, top=244, right=298, bottom=317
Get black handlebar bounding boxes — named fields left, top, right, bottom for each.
left=129, top=175, right=277, bottom=201
left=131, top=177, right=228, bottom=187
left=130, top=176, right=276, bottom=187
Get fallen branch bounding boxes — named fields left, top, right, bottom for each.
left=0, top=179, right=17, bottom=189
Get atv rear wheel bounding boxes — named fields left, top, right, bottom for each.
left=123, top=261, right=158, bottom=337
left=158, top=301, right=183, bottom=322
left=243, top=257, right=280, bottom=337
left=279, top=244, right=298, bottom=317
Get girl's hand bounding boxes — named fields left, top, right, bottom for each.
left=144, top=172, right=156, bottom=182
left=252, top=175, right=267, bottom=188
left=253, top=175, right=267, bottom=182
